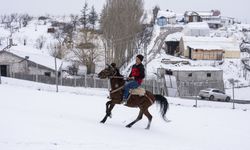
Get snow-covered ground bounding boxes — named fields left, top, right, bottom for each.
left=1, top=77, right=250, bottom=150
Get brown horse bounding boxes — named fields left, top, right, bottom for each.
left=98, top=64, right=169, bottom=129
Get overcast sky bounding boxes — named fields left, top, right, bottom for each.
left=0, top=0, right=249, bottom=23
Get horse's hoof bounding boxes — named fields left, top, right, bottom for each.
left=126, top=125, right=131, bottom=128
left=100, top=121, right=105, bottom=123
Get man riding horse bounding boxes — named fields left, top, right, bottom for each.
left=123, top=54, right=145, bottom=103
left=98, top=54, right=169, bottom=129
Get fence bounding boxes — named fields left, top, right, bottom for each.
left=12, top=73, right=166, bottom=95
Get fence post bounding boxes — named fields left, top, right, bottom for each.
left=0, top=66, right=1, bottom=84
left=153, top=80, right=155, bottom=94
left=94, top=77, right=96, bottom=88
left=74, top=76, right=76, bottom=87
left=84, top=72, right=87, bottom=87
left=36, top=63, right=38, bottom=82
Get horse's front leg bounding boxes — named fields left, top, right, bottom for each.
left=100, top=101, right=115, bottom=123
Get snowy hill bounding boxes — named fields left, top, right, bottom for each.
left=1, top=77, right=250, bottom=150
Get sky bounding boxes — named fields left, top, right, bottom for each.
left=0, top=0, right=249, bottom=23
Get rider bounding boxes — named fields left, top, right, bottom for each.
left=123, top=54, right=145, bottom=103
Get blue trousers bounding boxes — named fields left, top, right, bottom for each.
left=123, top=80, right=139, bottom=99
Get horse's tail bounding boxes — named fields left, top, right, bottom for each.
left=154, top=94, right=169, bottom=121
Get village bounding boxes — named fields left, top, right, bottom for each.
left=0, top=8, right=250, bottom=100
left=1, top=0, right=250, bottom=149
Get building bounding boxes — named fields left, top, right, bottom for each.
left=0, top=46, right=66, bottom=78
left=184, top=10, right=222, bottom=29
left=163, top=32, right=183, bottom=56
left=179, top=36, right=240, bottom=60
left=157, top=66, right=224, bottom=97
left=157, top=10, right=176, bottom=26
left=183, top=22, right=210, bottom=37
left=184, top=11, right=202, bottom=24
left=196, top=10, right=222, bottom=29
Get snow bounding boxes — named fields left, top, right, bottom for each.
left=161, top=65, right=222, bottom=71
left=6, top=45, right=65, bottom=70
left=1, top=77, right=250, bottom=150
left=182, top=36, right=240, bottom=51
left=157, top=10, right=176, bottom=19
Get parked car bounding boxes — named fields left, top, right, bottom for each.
left=198, top=88, right=231, bottom=102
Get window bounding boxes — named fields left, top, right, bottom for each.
left=188, top=73, right=192, bottom=77
left=44, top=72, right=51, bottom=77
left=207, top=73, right=211, bottom=77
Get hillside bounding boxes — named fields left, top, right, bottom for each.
left=1, top=14, right=250, bottom=89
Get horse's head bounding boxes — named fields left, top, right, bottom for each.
left=98, top=64, right=117, bottom=79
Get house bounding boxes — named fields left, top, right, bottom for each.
left=163, top=32, right=183, bottom=56
left=221, top=16, right=235, bottom=26
left=183, top=22, right=210, bottom=37
left=184, top=10, right=222, bottom=29
left=184, top=11, right=202, bottom=24
left=179, top=36, right=240, bottom=60
left=196, top=10, right=222, bottom=29
left=0, top=46, right=67, bottom=78
left=157, top=66, right=224, bottom=97
left=157, top=10, right=176, bottom=26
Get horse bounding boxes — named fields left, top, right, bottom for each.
left=98, top=64, right=169, bottom=129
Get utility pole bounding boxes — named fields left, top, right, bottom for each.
left=228, top=78, right=239, bottom=109
left=0, top=66, right=2, bottom=84
left=55, top=57, right=58, bottom=92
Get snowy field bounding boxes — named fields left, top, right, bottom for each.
left=1, top=77, right=250, bottom=150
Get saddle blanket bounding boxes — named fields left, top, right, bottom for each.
left=130, top=87, right=146, bottom=96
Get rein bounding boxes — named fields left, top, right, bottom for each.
left=110, top=85, right=124, bottom=94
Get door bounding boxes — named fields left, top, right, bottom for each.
left=0, top=65, right=8, bottom=77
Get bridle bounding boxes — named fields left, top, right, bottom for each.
left=107, top=69, right=125, bottom=94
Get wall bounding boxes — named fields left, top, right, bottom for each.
left=0, top=52, right=56, bottom=77
left=191, top=49, right=223, bottom=60
left=224, top=51, right=241, bottom=58
left=173, top=70, right=224, bottom=96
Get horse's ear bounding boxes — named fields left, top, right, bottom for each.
left=111, top=63, right=116, bottom=68
left=106, top=64, right=111, bottom=68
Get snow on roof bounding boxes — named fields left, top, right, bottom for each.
left=7, top=45, right=66, bottom=70
left=184, top=11, right=199, bottom=16
left=185, top=22, right=210, bottom=29
left=163, top=65, right=222, bottom=71
left=165, top=32, right=183, bottom=41
left=157, top=10, right=176, bottom=19
left=188, top=43, right=223, bottom=50
left=197, top=11, right=213, bottom=16
left=183, top=22, right=210, bottom=36
left=182, top=36, right=240, bottom=51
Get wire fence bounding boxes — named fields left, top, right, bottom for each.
left=12, top=73, right=166, bottom=95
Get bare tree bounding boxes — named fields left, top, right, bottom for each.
left=70, top=14, right=79, bottom=31
left=72, top=29, right=102, bottom=74
left=35, top=35, right=47, bottom=49
left=48, top=42, right=69, bottom=59
left=100, top=0, right=144, bottom=67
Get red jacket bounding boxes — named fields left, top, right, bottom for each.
left=129, top=63, right=145, bottom=85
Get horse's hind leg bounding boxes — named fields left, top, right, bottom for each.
left=100, top=101, right=115, bottom=123
left=144, top=109, right=153, bottom=130
left=126, top=110, right=143, bottom=128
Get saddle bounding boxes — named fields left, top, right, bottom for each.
left=129, top=87, right=146, bottom=96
